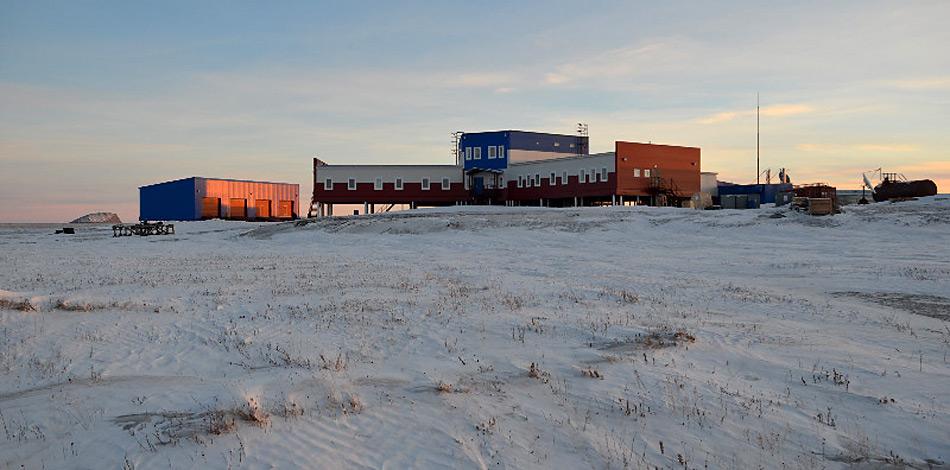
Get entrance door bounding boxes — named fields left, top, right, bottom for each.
left=255, top=199, right=271, bottom=219
left=473, top=176, right=484, bottom=196
left=201, top=197, right=220, bottom=219
left=229, top=198, right=246, bottom=219
left=277, top=200, right=294, bottom=218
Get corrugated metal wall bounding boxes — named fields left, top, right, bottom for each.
left=139, top=177, right=198, bottom=221
left=197, top=178, right=299, bottom=219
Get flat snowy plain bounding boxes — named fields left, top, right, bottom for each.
left=1, top=199, right=949, bottom=469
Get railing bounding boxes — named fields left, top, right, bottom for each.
left=113, top=221, right=175, bottom=237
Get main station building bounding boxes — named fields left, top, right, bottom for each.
left=310, top=130, right=700, bottom=216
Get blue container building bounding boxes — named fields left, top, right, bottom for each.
left=717, top=183, right=794, bottom=206
left=139, top=177, right=300, bottom=221
left=460, top=130, right=589, bottom=171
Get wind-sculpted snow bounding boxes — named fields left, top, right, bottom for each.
left=1, top=197, right=948, bottom=468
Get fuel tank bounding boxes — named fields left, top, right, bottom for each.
left=872, top=179, right=938, bottom=202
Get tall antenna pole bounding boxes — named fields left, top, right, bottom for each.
left=755, top=92, right=761, bottom=184
left=451, top=131, right=463, bottom=166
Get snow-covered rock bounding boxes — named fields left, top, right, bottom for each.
left=70, top=212, right=122, bottom=224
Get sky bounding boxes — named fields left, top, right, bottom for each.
left=1, top=0, right=948, bottom=222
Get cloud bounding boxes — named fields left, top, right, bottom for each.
left=895, top=160, right=950, bottom=173
left=697, top=111, right=741, bottom=125
left=698, top=104, right=814, bottom=124
left=791, top=160, right=950, bottom=192
left=543, top=73, right=570, bottom=85
left=887, top=77, right=950, bottom=90
left=447, top=73, right=516, bottom=88
left=856, top=144, right=919, bottom=153
left=540, top=42, right=673, bottom=87
left=796, top=143, right=919, bottom=153
left=762, top=104, right=814, bottom=117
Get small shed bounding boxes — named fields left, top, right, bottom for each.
left=700, top=172, right=719, bottom=197
left=794, top=184, right=839, bottom=211
left=717, top=183, right=793, bottom=206
left=721, top=193, right=761, bottom=209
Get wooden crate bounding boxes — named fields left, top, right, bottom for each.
left=808, top=198, right=834, bottom=216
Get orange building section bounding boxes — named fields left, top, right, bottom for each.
left=614, top=141, right=701, bottom=198
left=202, top=178, right=299, bottom=219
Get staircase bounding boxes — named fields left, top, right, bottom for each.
left=306, top=199, right=320, bottom=218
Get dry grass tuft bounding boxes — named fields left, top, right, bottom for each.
left=241, top=397, right=271, bottom=427
left=0, top=298, right=35, bottom=312
left=642, top=329, right=696, bottom=349
left=528, top=362, right=550, bottom=383
left=347, top=395, right=363, bottom=413
left=599, top=328, right=697, bottom=354
left=581, top=367, right=603, bottom=379
left=319, top=353, right=347, bottom=372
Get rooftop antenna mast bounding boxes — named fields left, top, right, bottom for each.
left=451, top=131, right=463, bottom=166
left=756, top=93, right=760, bottom=185
left=576, top=122, right=589, bottom=156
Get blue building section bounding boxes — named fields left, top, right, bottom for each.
left=460, top=131, right=509, bottom=171
left=717, top=183, right=794, bottom=205
left=460, top=130, right=588, bottom=171
left=508, top=130, right=588, bottom=155
left=139, top=177, right=198, bottom=221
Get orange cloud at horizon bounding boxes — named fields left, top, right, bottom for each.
left=714, top=160, right=950, bottom=193
left=698, top=104, right=815, bottom=124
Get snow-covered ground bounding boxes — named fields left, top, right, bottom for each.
left=1, top=198, right=949, bottom=469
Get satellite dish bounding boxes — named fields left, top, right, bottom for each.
left=863, top=174, right=874, bottom=191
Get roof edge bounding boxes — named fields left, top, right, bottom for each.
left=139, top=176, right=299, bottom=189
left=615, top=141, right=701, bottom=150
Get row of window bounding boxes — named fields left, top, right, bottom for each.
left=633, top=168, right=653, bottom=178
left=324, top=177, right=453, bottom=191
left=463, top=145, right=505, bottom=161
left=514, top=167, right=609, bottom=188
left=322, top=167, right=630, bottom=192
left=551, top=142, right=577, bottom=148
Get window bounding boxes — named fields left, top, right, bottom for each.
left=517, top=176, right=524, bottom=188
left=601, top=168, right=608, bottom=182
left=324, top=178, right=333, bottom=190
left=591, top=168, right=597, bottom=182
left=395, top=177, right=403, bottom=190
left=526, top=176, right=532, bottom=188
left=550, top=172, right=556, bottom=186
left=554, top=141, right=560, bottom=147
left=497, top=146, right=505, bottom=159
left=488, top=146, right=496, bottom=159
left=465, top=147, right=472, bottom=161
left=569, top=143, right=575, bottom=149
left=579, top=169, right=586, bottom=183
left=497, top=177, right=504, bottom=189
left=535, top=174, right=540, bottom=187
left=562, top=171, right=568, bottom=185
left=644, top=169, right=651, bottom=178
left=374, top=177, right=383, bottom=190
left=422, top=178, right=430, bottom=190
left=473, top=147, right=481, bottom=160
left=442, top=177, right=450, bottom=190
left=348, top=178, right=356, bottom=190
left=634, top=168, right=641, bottom=177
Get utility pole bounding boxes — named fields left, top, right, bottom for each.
left=755, top=92, right=761, bottom=184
